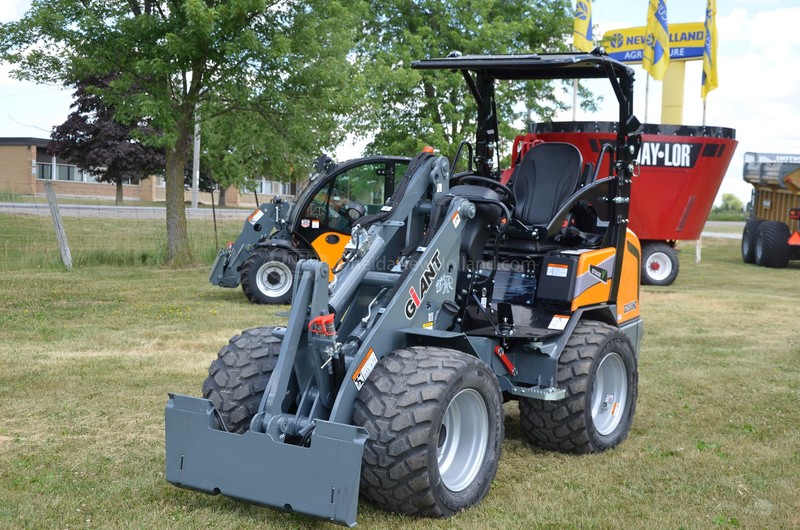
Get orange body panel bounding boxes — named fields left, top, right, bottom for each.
left=310, top=232, right=350, bottom=280
left=616, top=230, right=642, bottom=324
left=570, top=247, right=616, bottom=311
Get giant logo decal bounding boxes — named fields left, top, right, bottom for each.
left=404, top=250, right=442, bottom=319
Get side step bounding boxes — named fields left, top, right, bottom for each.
left=165, top=394, right=368, bottom=527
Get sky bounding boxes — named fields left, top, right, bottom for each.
left=559, top=0, right=800, bottom=206
left=2, top=0, right=799, bottom=205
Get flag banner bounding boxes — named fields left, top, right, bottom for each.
left=602, top=23, right=705, bottom=63
left=702, top=0, right=718, bottom=98
left=643, top=0, right=669, bottom=79
left=573, top=1, right=593, bottom=52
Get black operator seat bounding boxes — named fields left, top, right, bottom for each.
left=507, top=142, right=583, bottom=241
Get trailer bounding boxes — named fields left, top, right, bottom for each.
left=741, top=152, right=800, bottom=267
left=512, top=122, right=737, bottom=285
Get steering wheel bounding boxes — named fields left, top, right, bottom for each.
left=454, top=175, right=515, bottom=212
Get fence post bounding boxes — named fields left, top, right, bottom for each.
left=44, top=181, right=73, bottom=270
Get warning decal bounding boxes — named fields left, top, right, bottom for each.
left=548, top=314, right=570, bottom=331
left=248, top=209, right=264, bottom=225
left=546, top=263, right=569, bottom=278
left=353, top=348, right=378, bottom=391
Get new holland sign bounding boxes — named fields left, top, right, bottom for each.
left=602, top=22, right=705, bottom=63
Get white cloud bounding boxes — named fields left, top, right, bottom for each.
left=0, top=0, right=32, bottom=23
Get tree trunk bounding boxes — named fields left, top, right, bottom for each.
left=218, top=186, right=226, bottom=207
left=115, top=177, right=123, bottom=205
left=164, top=118, right=193, bottom=265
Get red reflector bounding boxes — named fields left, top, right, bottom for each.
left=226, top=242, right=234, bottom=249
left=422, top=146, right=435, bottom=154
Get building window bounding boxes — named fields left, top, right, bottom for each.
left=249, top=178, right=292, bottom=196
left=37, top=163, right=77, bottom=181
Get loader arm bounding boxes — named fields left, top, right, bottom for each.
left=209, top=200, right=290, bottom=287
left=167, top=153, right=460, bottom=526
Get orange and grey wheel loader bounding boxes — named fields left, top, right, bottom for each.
left=209, top=155, right=410, bottom=303
left=166, top=50, right=645, bottom=526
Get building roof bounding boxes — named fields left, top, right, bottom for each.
left=0, top=137, right=51, bottom=148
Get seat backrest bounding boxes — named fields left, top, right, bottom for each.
left=509, top=142, right=583, bottom=227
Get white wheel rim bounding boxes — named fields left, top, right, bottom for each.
left=591, top=352, right=628, bottom=436
left=255, top=261, right=292, bottom=298
left=437, top=388, right=489, bottom=492
left=645, top=251, right=672, bottom=282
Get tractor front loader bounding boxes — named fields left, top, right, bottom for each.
left=166, top=51, right=644, bottom=526
left=210, top=155, right=410, bottom=303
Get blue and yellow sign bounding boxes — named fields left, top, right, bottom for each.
left=602, top=22, right=705, bottom=63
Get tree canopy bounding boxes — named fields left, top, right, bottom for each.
left=2, top=0, right=596, bottom=263
left=357, top=0, right=585, bottom=162
left=48, top=75, right=166, bottom=205
left=1, top=0, right=365, bottom=264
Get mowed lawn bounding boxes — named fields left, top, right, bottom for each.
left=0, top=235, right=798, bottom=529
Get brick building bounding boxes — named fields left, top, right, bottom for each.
left=0, top=137, right=292, bottom=207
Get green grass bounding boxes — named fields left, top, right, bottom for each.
left=0, top=213, right=244, bottom=270
left=0, top=237, right=798, bottom=528
left=0, top=192, right=251, bottom=209
left=707, top=210, right=747, bottom=222
left=702, top=221, right=744, bottom=234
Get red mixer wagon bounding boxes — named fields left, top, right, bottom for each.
left=508, top=121, right=737, bottom=285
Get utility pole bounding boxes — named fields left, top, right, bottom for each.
left=192, top=109, right=201, bottom=209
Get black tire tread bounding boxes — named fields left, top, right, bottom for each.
left=755, top=221, right=790, bottom=268
left=518, top=320, right=637, bottom=454
left=240, top=248, right=297, bottom=304
left=352, top=346, right=502, bottom=517
left=201, top=327, right=281, bottom=433
left=741, top=219, right=762, bottom=264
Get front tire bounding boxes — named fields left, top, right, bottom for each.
left=518, top=321, right=638, bottom=454
left=353, top=346, right=503, bottom=517
left=641, top=242, right=679, bottom=286
left=240, top=248, right=297, bottom=304
left=755, top=221, right=790, bottom=268
left=741, top=219, right=762, bottom=264
left=201, top=327, right=281, bottom=433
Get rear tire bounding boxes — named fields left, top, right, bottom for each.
left=741, top=219, right=762, bottom=264
left=201, top=327, right=281, bottom=433
left=641, top=242, right=679, bottom=286
left=353, top=346, right=503, bottom=517
left=240, top=248, right=297, bottom=304
left=755, top=221, right=790, bottom=268
left=518, top=321, right=638, bottom=454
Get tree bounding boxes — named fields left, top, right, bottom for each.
left=49, top=75, right=165, bottom=206
left=714, top=193, right=744, bottom=213
left=357, top=0, right=584, bottom=162
left=1, top=0, right=365, bottom=264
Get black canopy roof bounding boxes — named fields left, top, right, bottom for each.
left=411, top=52, right=634, bottom=83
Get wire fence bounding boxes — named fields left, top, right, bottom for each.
left=0, top=192, right=249, bottom=271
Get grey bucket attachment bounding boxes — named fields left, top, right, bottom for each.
left=165, top=394, right=368, bottom=527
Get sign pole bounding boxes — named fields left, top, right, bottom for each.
left=572, top=79, right=578, bottom=121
